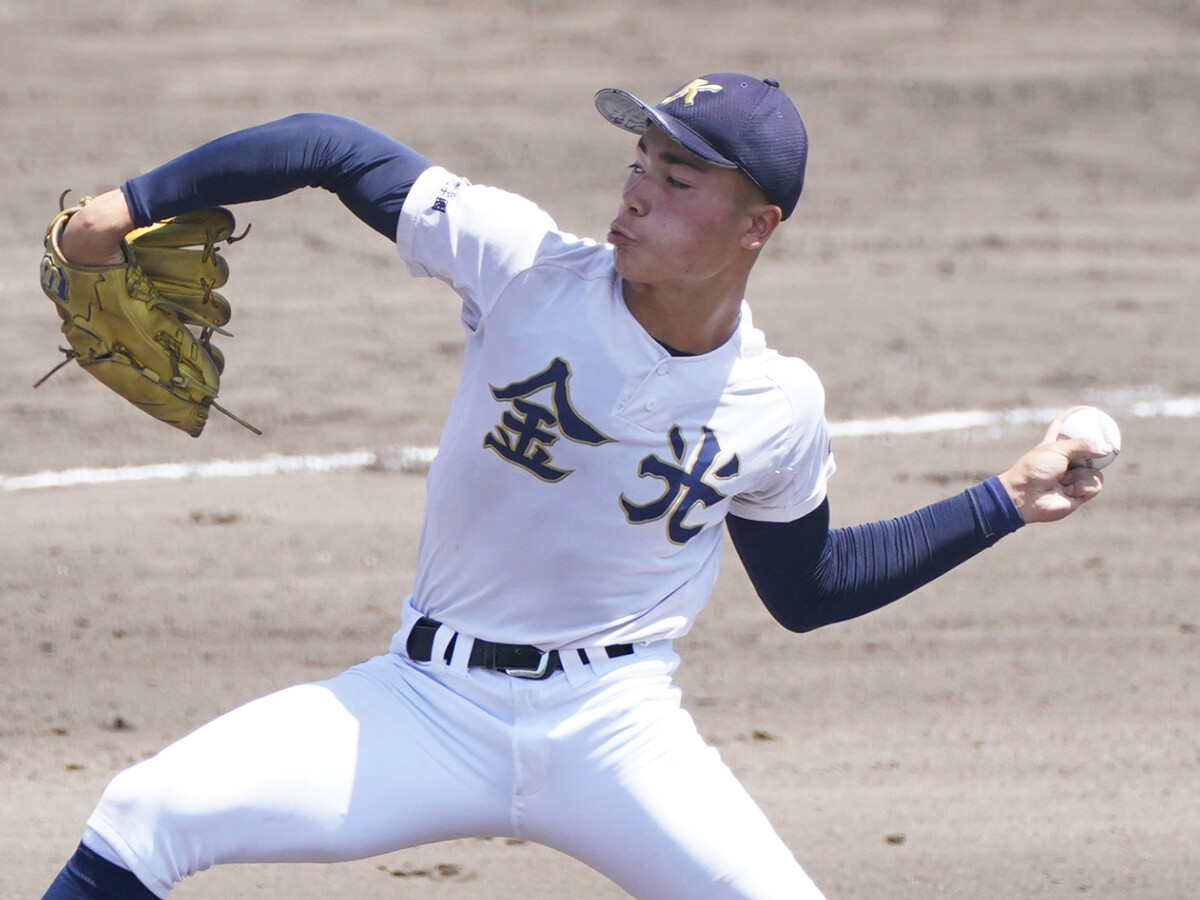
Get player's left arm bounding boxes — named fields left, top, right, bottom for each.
left=59, top=113, right=431, bottom=266
left=728, top=431, right=1105, bottom=632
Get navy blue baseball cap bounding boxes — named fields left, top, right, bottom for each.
left=595, top=73, right=808, bottom=219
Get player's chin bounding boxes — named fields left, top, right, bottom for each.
left=611, top=246, right=640, bottom=279
left=613, top=253, right=673, bottom=289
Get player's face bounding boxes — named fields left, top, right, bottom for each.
left=607, top=126, right=772, bottom=290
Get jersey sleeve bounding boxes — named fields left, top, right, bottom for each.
left=396, top=166, right=560, bottom=330
left=727, top=355, right=836, bottom=523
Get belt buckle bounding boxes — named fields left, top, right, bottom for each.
left=503, top=650, right=551, bottom=679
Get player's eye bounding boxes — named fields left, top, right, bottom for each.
left=665, top=175, right=691, bottom=189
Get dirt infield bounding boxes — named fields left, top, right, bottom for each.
left=3, top=1, right=1199, bottom=897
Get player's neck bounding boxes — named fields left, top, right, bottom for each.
left=622, top=277, right=747, bottom=356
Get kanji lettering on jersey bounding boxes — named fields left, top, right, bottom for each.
left=621, top=425, right=740, bottom=544
left=483, top=357, right=613, bottom=482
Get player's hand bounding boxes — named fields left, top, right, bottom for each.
left=58, top=188, right=134, bottom=266
left=997, top=417, right=1105, bottom=524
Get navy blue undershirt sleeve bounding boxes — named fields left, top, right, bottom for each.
left=727, top=476, right=1025, bottom=632
left=121, top=113, right=432, bottom=240
left=40, top=843, right=158, bottom=900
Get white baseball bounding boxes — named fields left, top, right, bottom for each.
left=1054, top=406, right=1121, bottom=469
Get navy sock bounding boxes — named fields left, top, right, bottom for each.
left=41, top=844, right=158, bottom=900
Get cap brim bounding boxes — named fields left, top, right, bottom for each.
left=594, top=88, right=737, bottom=169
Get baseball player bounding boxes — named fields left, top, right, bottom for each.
left=39, top=73, right=1105, bottom=900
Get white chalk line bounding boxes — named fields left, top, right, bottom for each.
left=4, top=392, right=1197, bottom=494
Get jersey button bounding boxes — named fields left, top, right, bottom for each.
left=656, top=364, right=668, bottom=376
left=645, top=398, right=658, bottom=410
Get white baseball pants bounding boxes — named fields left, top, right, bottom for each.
left=81, top=628, right=824, bottom=899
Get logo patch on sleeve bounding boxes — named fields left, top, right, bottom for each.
left=431, top=178, right=467, bottom=214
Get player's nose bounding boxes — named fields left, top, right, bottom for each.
left=621, top=172, right=649, bottom=216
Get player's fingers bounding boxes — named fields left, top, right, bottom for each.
left=1057, top=435, right=1113, bottom=468
left=1040, top=419, right=1062, bottom=444
left=1039, top=405, right=1088, bottom=443
left=1024, top=492, right=1078, bottom=523
left=1060, top=465, right=1104, bottom=500
left=58, top=190, right=133, bottom=267
left=1028, top=476, right=1100, bottom=522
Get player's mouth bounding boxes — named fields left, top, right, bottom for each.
left=607, top=222, right=635, bottom=247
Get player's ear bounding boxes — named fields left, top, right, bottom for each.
left=740, top=203, right=783, bottom=251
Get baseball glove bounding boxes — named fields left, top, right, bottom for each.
left=37, top=195, right=258, bottom=437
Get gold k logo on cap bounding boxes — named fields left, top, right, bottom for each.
left=660, top=78, right=723, bottom=107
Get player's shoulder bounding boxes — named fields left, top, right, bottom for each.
left=734, top=313, right=826, bottom=416
left=752, top=345, right=822, bottom=385
left=407, top=166, right=611, bottom=272
left=406, top=166, right=555, bottom=231
left=400, top=166, right=615, bottom=295
left=724, top=338, right=832, bottom=512
left=748, top=347, right=827, bottom=425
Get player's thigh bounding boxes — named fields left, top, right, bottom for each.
left=527, top=667, right=824, bottom=900
left=89, top=655, right=512, bottom=877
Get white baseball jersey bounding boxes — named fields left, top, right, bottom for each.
left=78, top=164, right=835, bottom=900
left=394, top=167, right=836, bottom=650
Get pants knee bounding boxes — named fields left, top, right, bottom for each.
left=86, top=760, right=208, bottom=893
left=94, top=763, right=167, bottom=842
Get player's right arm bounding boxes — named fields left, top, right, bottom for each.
left=727, top=478, right=1023, bottom=632
left=728, top=431, right=1104, bottom=633
left=60, top=113, right=432, bottom=264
